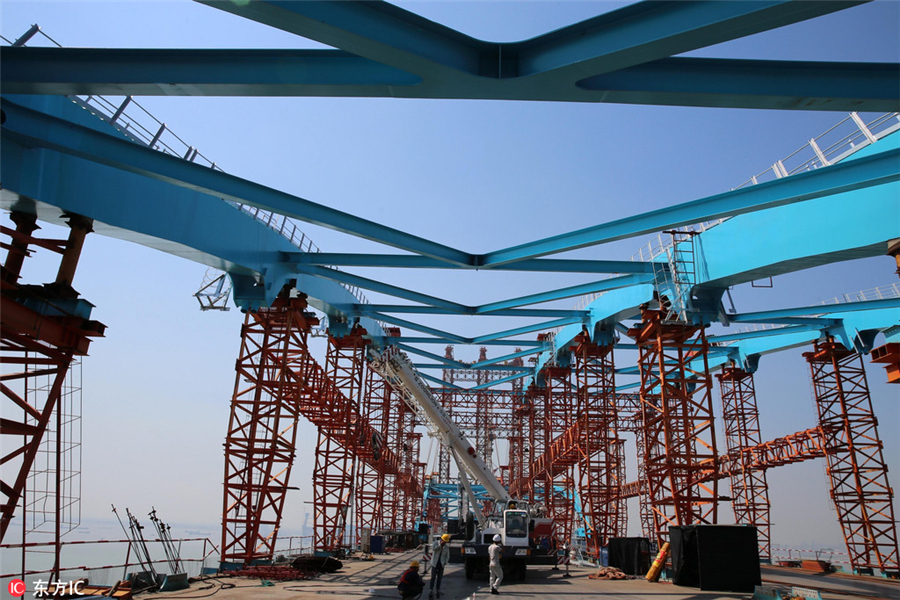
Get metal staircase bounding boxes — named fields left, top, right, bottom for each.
left=650, top=230, right=698, bottom=323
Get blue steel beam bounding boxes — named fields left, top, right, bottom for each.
left=729, top=297, right=900, bottom=322
left=418, top=371, right=464, bottom=390
left=475, top=273, right=656, bottom=314
left=471, top=347, right=542, bottom=369
left=578, top=58, right=900, bottom=112
left=6, top=48, right=891, bottom=112
left=0, top=47, right=421, bottom=96
left=0, top=97, right=395, bottom=331
left=513, top=1, right=866, bottom=79
left=414, top=364, right=531, bottom=373
left=481, top=146, right=900, bottom=266
left=396, top=343, right=468, bottom=368
left=362, top=313, right=468, bottom=344
left=286, top=252, right=656, bottom=274
left=6, top=2, right=874, bottom=109
left=470, top=372, right=531, bottom=391
left=197, top=0, right=484, bottom=78
left=699, top=301, right=900, bottom=372
left=352, top=305, right=587, bottom=318
left=728, top=316, right=840, bottom=327
left=693, top=133, right=900, bottom=289
left=396, top=338, right=545, bottom=348
left=186, top=0, right=873, bottom=111
left=294, top=265, right=468, bottom=313
left=707, top=325, right=818, bottom=344
left=0, top=96, right=473, bottom=267
left=472, top=317, right=584, bottom=345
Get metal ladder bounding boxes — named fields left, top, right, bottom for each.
left=652, top=230, right=698, bottom=323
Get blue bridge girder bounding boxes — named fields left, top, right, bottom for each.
left=4, top=1, right=897, bottom=112
left=2, top=0, right=899, bottom=392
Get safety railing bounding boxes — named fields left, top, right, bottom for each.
left=771, top=546, right=851, bottom=569
left=820, top=282, right=900, bottom=306
left=272, top=535, right=316, bottom=558
left=733, top=112, right=900, bottom=190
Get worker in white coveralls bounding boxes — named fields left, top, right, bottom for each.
left=489, top=534, right=503, bottom=594
left=429, top=533, right=451, bottom=597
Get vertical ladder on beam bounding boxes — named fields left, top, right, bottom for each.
left=661, top=230, right=698, bottom=323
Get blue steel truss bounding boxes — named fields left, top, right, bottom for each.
left=2, top=0, right=899, bottom=392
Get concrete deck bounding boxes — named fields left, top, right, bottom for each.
left=139, top=551, right=899, bottom=600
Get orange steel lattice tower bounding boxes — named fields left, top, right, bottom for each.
left=542, top=366, right=576, bottom=549
left=437, top=346, right=455, bottom=484
left=614, top=438, right=629, bottom=537
left=355, top=367, right=391, bottom=538
left=221, top=296, right=315, bottom=565
left=630, top=308, right=718, bottom=547
left=381, top=388, right=409, bottom=532
left=804, top=339, right=899, bottom=576
left=631, top=419, right=655, bottom=541
left=716, top=366, right=772, bottom=561
left=475, top=347, right=493, bottom=471
left=1, top=214, right=104, bottom=583
left=314, top=328, right=369, bottom=551
left=509, top=389, right=534, bottom=500
left=404, top=429, right=425, bottom=530
left=572, top=335, right=621, bottom=559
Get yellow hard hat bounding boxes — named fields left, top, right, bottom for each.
left=410, top=561, right=420, bottom=568
left=441, top=534, right=451, bottom=542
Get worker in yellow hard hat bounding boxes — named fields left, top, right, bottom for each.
left=398, top=560, right=424, bottom=599
left=429, top=533, right=452, bottom=597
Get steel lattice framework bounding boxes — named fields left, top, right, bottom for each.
left=804, top=339, right=899, bottom=575
left=355, top=367, right=392, bottom=537
left=1, top=0, right=899, bottom=579
left=0, top=214, right=103, bottom=576
left=572, top=336, right=621, bottom=559
left=221, top=297, right=315, bottom=565
left=630, top=308, right=719, bottom=547
left=716, top=366, right=772, bottom=561
left=313, top=329, right=368, bottom=551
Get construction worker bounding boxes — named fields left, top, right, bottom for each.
left=398, top=560, right=425, bottom=599
left=429, top=533, right=451, bottom=597
left=489, top=534, right=503, bottom=594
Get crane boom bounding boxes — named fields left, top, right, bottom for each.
left=370, top=347, right=511, bottom=503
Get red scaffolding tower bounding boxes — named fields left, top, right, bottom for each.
left=716, top=366, right=772, bottom=561
left=1, top=214, right=104, bottom=581
left=220, top=296, right=315, bottom=565
left=804, top=338, right=899, bottom=576
left=572, top=335, right=621, bottom=559
left=313, top=328, right=369, bottom=552
left=355, top=367, right=392, bottom=537
left=630, top=308, right=718, bottom=547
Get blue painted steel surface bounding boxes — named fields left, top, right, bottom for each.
left=2, top=0, right=898, bottom=391
left=695, top=132, right=900, bottom=289
left=0, top=47, right=422, bottom=96
left=4, top=2, right=888, bottom=111
left=285, top=253, right=656, bottom=274
left=0, top=95, right=472, bottom=267
left=578, top=58, right=900, bottom=111
left=481, top=146, right=900, bottom=267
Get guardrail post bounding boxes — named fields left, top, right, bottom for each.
left=12, top=24, right=41, bottom=46
left=110, top=97, right=132, bottom=124
left=149, top=123, right=167, bottom=149
left=850, top=112, right=878, bottom=144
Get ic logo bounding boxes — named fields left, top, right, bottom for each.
left=8, top=579, right=26, bottom=597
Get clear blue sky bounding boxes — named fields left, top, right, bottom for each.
left=2, top=0, right=898, bottom=565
